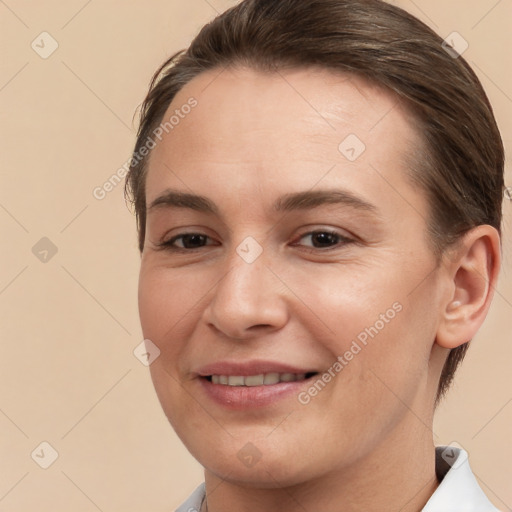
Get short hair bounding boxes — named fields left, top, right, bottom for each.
left=125, top=0, right=504, bottom=405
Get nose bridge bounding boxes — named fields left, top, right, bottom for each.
left=227, top=247, right=270, bottom=303
left=204, top=240, right=288, bottom=338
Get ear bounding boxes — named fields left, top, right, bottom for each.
left=436, top=225, right=501, bottom=349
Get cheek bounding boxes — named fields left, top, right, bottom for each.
left=287, top=265, right=434, bottom=393
left=137, top=267, right=198, bottom=395
left=138, top=267, right=202, bottom=427
left=284, top=263, right=405, bottom=346
left=138, top=264, right=204, bottom=343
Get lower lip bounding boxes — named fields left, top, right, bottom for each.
left=198, top=377, right=313, bottom=409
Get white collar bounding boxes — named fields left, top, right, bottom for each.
left=422, top=446, right=499, bottom=511
left=176, top=446, right=499, bottom=511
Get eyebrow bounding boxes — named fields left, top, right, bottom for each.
left=147, top=188, right=379, bottom=216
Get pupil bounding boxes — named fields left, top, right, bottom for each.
left=313, top=232, right=336, bottom=247
left=183, top=234, right=205, bottom=248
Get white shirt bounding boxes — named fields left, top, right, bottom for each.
left=175, top=446, right=500, bottom=512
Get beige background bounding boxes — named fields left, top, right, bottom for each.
left=0, top=0, right=511, bottom=510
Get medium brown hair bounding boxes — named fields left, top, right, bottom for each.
left=125, top=0, right=504, bottom=405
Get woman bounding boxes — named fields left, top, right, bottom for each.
left=125, top=0, right=504, bottom=510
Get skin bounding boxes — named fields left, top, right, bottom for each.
left=137, top=66, right=500, bottom=512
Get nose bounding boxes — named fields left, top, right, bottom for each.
left=201, top=249, right=289, bottom=340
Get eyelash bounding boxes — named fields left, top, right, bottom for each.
left=155, top=229, right=355, bottom=253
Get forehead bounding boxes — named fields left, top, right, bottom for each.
left=154, top=65, right=414, bottom=147
left=144, top=65, right=424, bottom=217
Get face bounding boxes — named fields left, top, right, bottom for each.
left=138, top=66, right=447, bottom=486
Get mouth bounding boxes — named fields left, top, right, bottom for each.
left=195, top=360, right=323, bottom=408
left=198, top=371, right=322, bottom=409
left=203, top=372, right=319, bottom=386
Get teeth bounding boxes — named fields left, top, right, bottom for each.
left=209, top=372, right=310, bottom=386
left=245, top=374, right=264, bottom=386
left=228, top=375, right=245, bottom=386
left=263, top=372, right=280, bottom=385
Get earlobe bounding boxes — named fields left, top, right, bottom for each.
left=436, top=225, right=501, bottom=350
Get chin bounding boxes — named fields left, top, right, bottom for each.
left=186, top=435, right=330, bottom=489
left=205, top=459, right=318, bottom=489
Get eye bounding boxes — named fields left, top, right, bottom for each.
left=293, top=229, right=355, bottom=250
left=156, top=233, right=216, bottom=251
left=154, top=229, right=355, bottom=253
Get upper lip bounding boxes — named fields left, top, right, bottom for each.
left=196, top=360, right=319, bottom=377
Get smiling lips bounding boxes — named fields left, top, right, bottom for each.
left=209, top=372, right=316, bottom=386
left=197, top=360, right=319, bottom=383
left=196, top=360, right=321, bottom=407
